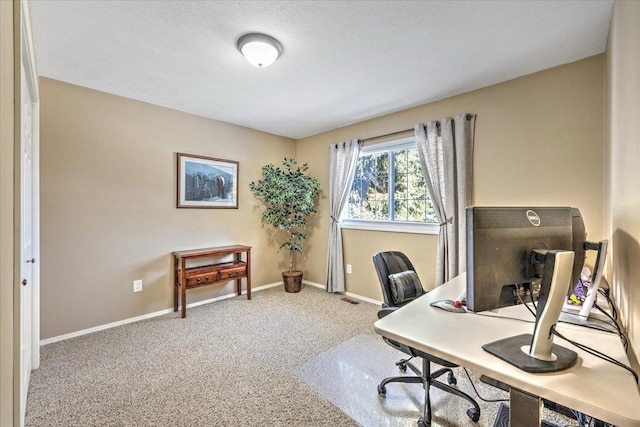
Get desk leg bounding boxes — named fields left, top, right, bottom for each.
left=510, top=388, right=541, bottom=426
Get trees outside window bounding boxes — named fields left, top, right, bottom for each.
left=346, top=139, right=437, bottom=225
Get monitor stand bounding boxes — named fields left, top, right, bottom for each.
left=483, top=250, right=578, bottom=373
left=558, top=309, right=616, bottom=332
left=579, top=240, right=608, bottom=318
left=560, top=241, right=612, bottom=332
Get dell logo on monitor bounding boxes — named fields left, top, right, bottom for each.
left=526, top=210, right=541, bottom=227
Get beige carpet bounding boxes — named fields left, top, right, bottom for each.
left=26, top=285, right=577, bottom=426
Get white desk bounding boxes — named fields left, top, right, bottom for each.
left=374, top=274, right=640, bottom=426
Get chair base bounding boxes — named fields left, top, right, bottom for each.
left=378, top=359, right=480, bottom=425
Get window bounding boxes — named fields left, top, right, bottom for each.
left=341, top=137, right=438, bottom=234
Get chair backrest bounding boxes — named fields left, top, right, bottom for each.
left=373, top=251, right=423, bottom=308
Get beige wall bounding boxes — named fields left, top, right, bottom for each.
left=298, top=56, right=605, bottom=302
left=0, top=1, right=15, bottom=424
left=40, top=51, right=606, bottom=336
left=605, top=0, right=640, bottom=363
left=39, top=78, right=296, bottom=339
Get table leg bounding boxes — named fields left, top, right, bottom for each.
left=181, top=282, right=187, bottom=318
left=246, top=249, right=252, bottom=300
left=173, top=256, right=179, bottom=312
left=174, top=283, right=178, bottom=312
left=510, top=387, right=542, bottom=426
left=181, top=258, right=187, bottom=318
left=235, top=252, right=241, bottom=296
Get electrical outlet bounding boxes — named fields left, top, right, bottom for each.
left=133, top=280, right=143, bottom=292
left=346, top=264, right=352, bottom=274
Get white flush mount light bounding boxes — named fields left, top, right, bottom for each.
left=237, top=33, right=282, bottom=68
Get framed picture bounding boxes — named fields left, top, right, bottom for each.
left=177, top=153, right=238, bottom=209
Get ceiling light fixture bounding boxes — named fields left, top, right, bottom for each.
left=237, top=33, right=282, bottom=68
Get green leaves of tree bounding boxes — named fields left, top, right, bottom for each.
left=249, top=158, right=321, bottom=271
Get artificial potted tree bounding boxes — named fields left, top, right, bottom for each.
left=249, top=158, right=321, bottom=293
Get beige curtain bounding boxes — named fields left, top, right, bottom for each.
left=415, top=113, right=475, bottom=285
left=326, top=139, right=361, bottom=293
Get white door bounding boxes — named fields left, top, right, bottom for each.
left=18, top=2, right=40, bottom=425
left=19, top=63, right=35, bottom=423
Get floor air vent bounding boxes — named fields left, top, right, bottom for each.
left=341, top=297, right=360, bottom=305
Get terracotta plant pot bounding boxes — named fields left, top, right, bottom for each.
left=282, top=270, right=303, bottom=293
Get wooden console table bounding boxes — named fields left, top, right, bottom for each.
left=172, top=245, right=252, bottom=318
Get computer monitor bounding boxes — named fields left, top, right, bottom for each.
left=466, top=207, right=586, bottom=313
left=466, top=206, right=588, bottom=372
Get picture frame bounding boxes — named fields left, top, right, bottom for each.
left=177, top=153, right=239, bottom=209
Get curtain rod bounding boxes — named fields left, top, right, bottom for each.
left=360, top=127, right=413, bottom=144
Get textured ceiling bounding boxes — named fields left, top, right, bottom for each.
left=30, top=1, right=612, bottom=139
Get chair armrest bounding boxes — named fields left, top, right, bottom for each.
left=377, top=306, right=398, bottom=320
left=377, top=306, right=412, bottom=356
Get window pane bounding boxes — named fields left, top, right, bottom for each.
left=348, top=152, right=390, bottom=220
left=394, top=173, right=408, bottom=201
left=373, top=173, right=389, bottom=195
left=346, top=142, right=438, bottom=224
left=348, top=176, right=365, bottom=218
left=394, top=199, right=408, bottom=221
left=375, top=199, right=389, bottom=220
left=362, top=190, right=376, bottom=220
left=408, top=148, right=422, bottom=170
left=407, top=199, right=426, bottom=222
left=408, top=172, right=425, bottom=198
left=368, top=152, right=388, bottom=180
left=394, top=149, right=409, bottom=174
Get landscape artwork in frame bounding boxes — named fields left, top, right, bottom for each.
left=177, top=153, right=238, bottom=209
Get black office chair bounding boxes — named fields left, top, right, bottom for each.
left=373, top=251, right=480, bottom=427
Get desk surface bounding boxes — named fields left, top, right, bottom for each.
left=374, top=274, right=640, bottom=427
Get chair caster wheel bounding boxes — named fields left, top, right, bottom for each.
left=466, top=407, right=480, bottom=422
left=377, top=384, right=386, bottom=396
left=398, top=362, right=407, bottom=372
left=447, top=372, right=457, bottom=386
left=417, top=416, right=430, bottom=427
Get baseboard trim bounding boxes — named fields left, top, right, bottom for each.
left=40, top=281, right=284, bottom=346
left=302, top=280, right=382, bottom=305
left=344, top=291, right=382, bottom=306
left=303, top=280, right=324, bottom=290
